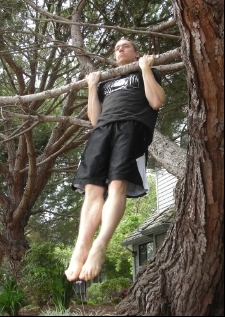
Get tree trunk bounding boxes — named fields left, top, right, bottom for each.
left=116, top=0, right=224, bottom=316
left=0, top=222, right=29, bottom=280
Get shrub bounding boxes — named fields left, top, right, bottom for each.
left=99, top=277, right=131, bottom=303
left=21, top=242, right=75, bottom=307
left=86, top=283, right=103, bottom=304
left=74, top=299, right=88, bottom=305
left=87, top=277, right=131, bottom=305
left=0, top=275, right=29, bottom=316
left=50, top=267, right=75, bottom=311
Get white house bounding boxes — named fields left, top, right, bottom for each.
left=121, top=165, right=177, bottom=282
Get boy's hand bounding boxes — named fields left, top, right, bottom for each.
left=86, top=71, right=101, bottom=87
left=139, top=55, right=154, bottom=70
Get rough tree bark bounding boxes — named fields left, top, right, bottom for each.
left=116, top=0, right=224, bottom=315
left=149, top=129, right=187, bottom=179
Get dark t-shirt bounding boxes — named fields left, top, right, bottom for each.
left=95, top=68, right=161, bottom=145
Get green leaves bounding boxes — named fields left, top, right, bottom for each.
left=0, top=276, right=28, bottom=316
left=21, top=242, right=74, bottom=307
left=87, top=277, right=132, bottom=305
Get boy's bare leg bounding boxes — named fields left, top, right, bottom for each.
left=65, top=184, right=105, bottom=281
left=79, top=180, right=128, bottom=281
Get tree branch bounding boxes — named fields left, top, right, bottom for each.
left=0, top=49, right=183, bottom=105
left=24, top=0, right=180, bottom=40
left=13, top=129, right=37, bottom=222
left=0, top=35, right=25, bottom=94
left=2, top=111, right=91, bottom=132
left=149, top=129, right=187, bottom=179
left=150, top=19, right=177, bottom=32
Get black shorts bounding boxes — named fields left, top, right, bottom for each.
left=71, top=121, right=152, bottom=198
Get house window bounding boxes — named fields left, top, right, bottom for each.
left=155, top=232, right=167, bottom=249
left=139, top=242, right=154, bottom=266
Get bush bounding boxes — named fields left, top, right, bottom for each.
left=87, top=277, right=131, bottom=305
left=50, top=268, right=75, bottom=311
left=21, top=242, right=75, bottom=308
left=74, top=299, right=88, bottom=305
left=0, top=275, right=28, bottom=316
left=86, top=283, right=103, bottom=304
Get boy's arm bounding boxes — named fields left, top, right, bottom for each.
left=86, top=71, right=102, bottom=126
left=139, top=55, right=165, bottom=110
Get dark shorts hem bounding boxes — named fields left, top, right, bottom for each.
left=71, top=121, right=151, bottom=198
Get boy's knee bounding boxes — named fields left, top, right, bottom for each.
left=85, top=184, right=105, bottom=198
left=109, top=180, right=128, bottom=194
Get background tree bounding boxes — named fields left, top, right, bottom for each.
left=0, top=0, right=186, bottom=278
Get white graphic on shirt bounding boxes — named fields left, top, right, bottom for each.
left=103, top=74, right=139, bottom=97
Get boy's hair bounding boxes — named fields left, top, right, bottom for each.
left=115, top=37, right=139, bottom=52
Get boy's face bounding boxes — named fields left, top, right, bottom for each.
left=115, top=39, right=139, bottom=66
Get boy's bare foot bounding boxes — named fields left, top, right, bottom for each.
left=79, top=241, right=106, bottom=281
left=65, top=246, right=89, bottom=281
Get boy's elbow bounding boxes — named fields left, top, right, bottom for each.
left=91, top=119, right=97, bottom=126
left=152, top=103, right=162, bottom=110
left=89, top=115, right=98, bottom=126
left=151, top=98, right=164, bottom=110
left=153, top=93, right=166, bottom=110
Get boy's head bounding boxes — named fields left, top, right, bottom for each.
left=114, top=38, right=139, bottom=66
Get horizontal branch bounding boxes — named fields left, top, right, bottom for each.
left=38, top=18, right=181, bottom=40
left=2, top=111, right=91, bottom=129
left=0, top=48, right=183, bottom=106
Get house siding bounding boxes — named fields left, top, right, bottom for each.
left=155, top=166, right=177, bottom=213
